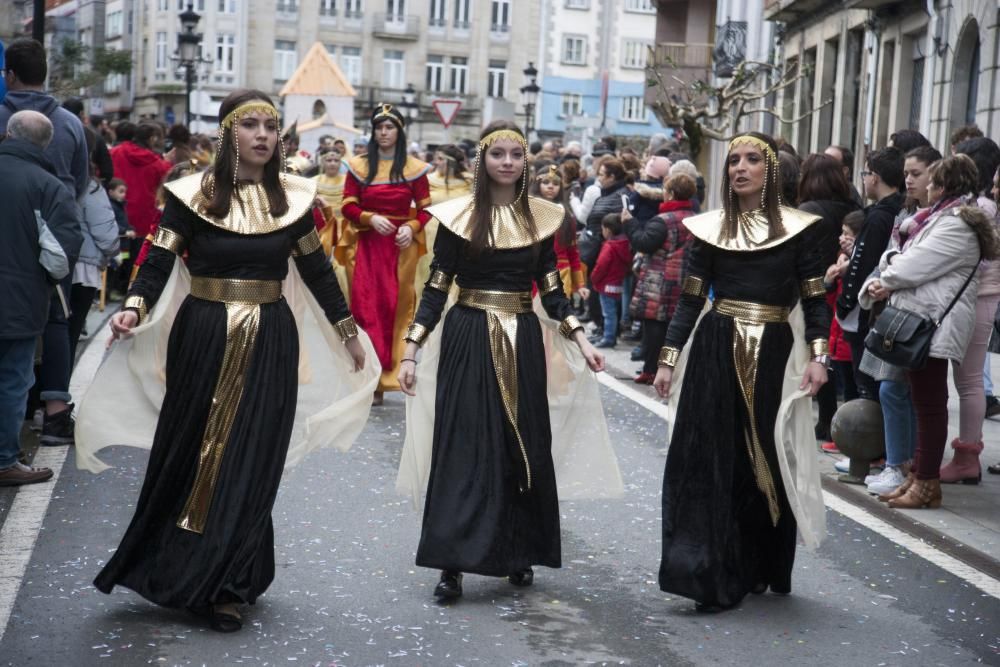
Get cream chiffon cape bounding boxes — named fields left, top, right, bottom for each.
left=75, top=259, right=381, bottom=472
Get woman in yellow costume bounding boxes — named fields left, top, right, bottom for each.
left=313, top=147, right=346, bottom=256
left=415, top=144, right=473, bottom=298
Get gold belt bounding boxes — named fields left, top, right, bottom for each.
left=190, top=276, right=282, bottom=304
left=457, top=288, right=533, bottom=314
left=713, top=298, right=790, bottom=324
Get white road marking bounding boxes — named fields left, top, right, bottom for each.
left=597, top=371, right=1000, bottom=601
left=0, top=326, right=107, bottom=644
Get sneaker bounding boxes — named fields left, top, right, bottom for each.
left=821, top=441, right=840, bottom=453
left=29, top=408, right=43, bottom=432
left=630, top=346, right=644, bottom=361
left=40, top=404, right=75, bottom=446
left=834, top=458, right=851, bottom=473
left=0, top=461, right=53, bottom=486
left=866, top=464, right=907, bottom=496
left=594, top=339, right=616, bottom=349
left=986, top=395, right=1000, bottom=419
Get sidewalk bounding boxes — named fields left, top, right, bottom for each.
left=595, top=327, right=1000, bottom=569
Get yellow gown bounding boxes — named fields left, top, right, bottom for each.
left=417, top=172, right=472, bottom=300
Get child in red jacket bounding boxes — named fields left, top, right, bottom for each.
left=590, top=213, right=633, bottom=348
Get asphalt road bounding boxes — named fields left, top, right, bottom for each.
left=1, top=382, right=999, bottom=666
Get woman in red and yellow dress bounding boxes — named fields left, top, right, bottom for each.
left=529, top=163, right=586, bottom=298
left=336, top=104, right=432, bottom=403
left=313, top=148, right=346, bottom=256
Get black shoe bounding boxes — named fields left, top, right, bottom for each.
left=695, top=600, right=738, bottom=613
left=508, top=568, right=534, bottom=587
left=630, top=346, right=644, bottom=361
left=751, top=582, right=768, bottom=595
left=40, top=404, right=75, bottom=446
left=986, top=396, right=1000, bottom=418
left=434, top=570, right=463, bottom=600
left=814, top=423, right=831, bottom=442
left=210, top=606, right=243, bottom=633
left=987, top=462, right=1000, bottom=475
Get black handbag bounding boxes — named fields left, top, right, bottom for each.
left=864, top=262, right=979, bottom=370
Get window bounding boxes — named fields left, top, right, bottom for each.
left=325, top=44, right=337, bottom=56
left=320, top=0, right=336, bottom=16
left=561, top=92, right=582, bottom=117
left=426, top=54, right=445, bottom=92
left=565, top=0, right=588, bottom=7
left=383, top=49, right=405, bottom=89
left=216, top=33, right=236, bottom=74
left=344, top=0, right=361, bottom=18
left=487, top=60, right=507, bottom=98
left=273, top=40, right=297, bottom=80
left=105, top=71, right=123, bottom=93
left=624, top=0, right=654, bottom=12
left=218, top=0, right=237, bottom=12
left=276, top=0, right=298, bottom=13
left=621, top=40, right=648, bottom=69
left=178, top=0, right=205, bottom=9
left=620, top=96, right=647, bottom=122
left=106, top=10, right=123, bottom=38
left=341, top=46, right=361, bottom=84
left=453, top=0, right=469, bottom=28
left=449, top=56, right=468, bottom=94
left=386, top=0, right=404, bottom=20
left=562, top=35, right=586, bottom=65
left=429, top=0, right=446, bottom=27
left=155, top=31, right=168, bottom=70
left=490, top=0, right=509, bottom=32
left=158, top=0, right=169, bottom=11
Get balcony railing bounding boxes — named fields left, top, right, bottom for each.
left=372, top=13, right=420, bottom=39
left=653, top=42, right=714, bottom=70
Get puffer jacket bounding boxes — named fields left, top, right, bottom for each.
left=78, top=180, right=120, bottom=269
left=580, top=181, right=627, bottom=268
left=627, top=200, right=695, bottom=321
left=110, top=141, right=171, bottom=236
left=859, top=205, right=996, bottom=362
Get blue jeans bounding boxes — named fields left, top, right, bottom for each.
left=599, top=293, right=619, bottom=344
left=879, top=379, right=916, bottom=466
left=0, top=338, right=37, bottom=468
left=620, top=274, right=634, bottom=327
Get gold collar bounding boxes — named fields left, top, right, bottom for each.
left=164, top=173, right=317, bottom=235
left=428, top=195, right=565, bottom=249
left=683, top=206, right=820, bottom=251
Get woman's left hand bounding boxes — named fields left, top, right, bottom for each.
left=345, top=336, right=366, bottom=372
left=575, top=333, right=605, bottom=372
left=867, top=279, right=891, bottom=301
left=395, top=224, right=414, bottom=249
left=799, top=361, right=828, bottom=396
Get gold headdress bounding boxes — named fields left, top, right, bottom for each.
left=215, top=100, right=286, bottom=192
left=725, top=134, right=784, bottom=219
left=472, top=128, right=530, bottom=202
left=372, top=103, right=404, bottom=130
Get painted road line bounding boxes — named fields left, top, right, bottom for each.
left=597, top=370, right=1000, bottom=599
left=0, top=321, right=108, bottom=644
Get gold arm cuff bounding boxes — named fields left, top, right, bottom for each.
left=123, top=295, right=148, bottom=323
left=333, top=316, right=359, bottom=342
left=658, top=346, right=680, bottom=368
left=558, top=315, right=583, bottom=339
left=358, top=211, right=374, bottom=228
left=427, top=269, right=454, bottom=293
left=292, top=228, right=323, bottom=256
left=540, top=270, right=562, bottom=296
left=682, top=275, right=708, bottom=298
left=809, top=338, right=830, bottom=357
left=800, top=276, right=826, bottom=299
left=405, top=322, right=430, bottom=346
left=152, top=226, right=185, bottom=254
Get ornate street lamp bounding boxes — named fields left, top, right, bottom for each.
left=172, top=4, right=211, bottom=128
left=400, top=83, right=419, bottom=127
left=519, top=62, right=540, bottom=139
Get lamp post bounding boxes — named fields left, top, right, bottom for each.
left=519, top=62, right=540, bottom=140
left=173, top=4, right=210, bottom=128
left=400, top=83, right=419, bottom=128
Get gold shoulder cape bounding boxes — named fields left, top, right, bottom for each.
left=427, top=195, right=565, bottom=249
left=163, top=172, right=317, bottom=235
left=345, top=154, right=431, bottom=185
left=683, top=206, right=821, bottom=251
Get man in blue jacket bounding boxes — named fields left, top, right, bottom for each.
left=0, top=111, right=82, bottom=486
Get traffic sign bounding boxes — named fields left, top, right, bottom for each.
left=432, top=99, right=462, bottom=128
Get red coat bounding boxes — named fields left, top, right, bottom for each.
left=110, top=142, right=171, bottom=237
left=828, top=278, right=851, bottom=362
left=590, top=235, right=632, bottom=296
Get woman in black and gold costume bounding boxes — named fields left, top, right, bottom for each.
left=653, top=132, right=830, bottom=612
left=398, top=120, right=606, bottom=600
left=91, top=90, right=367, bottom=631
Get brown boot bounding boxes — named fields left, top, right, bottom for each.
left=939, top=439, right=983, bottom=484
left=887, top=478, right=942, bottom=509
left=877, top=471, right=914, bottom=502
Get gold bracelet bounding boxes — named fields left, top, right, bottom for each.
left=657, top=346, right=680, bottom=368
left=808, top=338, right=829, bottom=358
left=333, top=316, right=359, bottom=342
left=404, top=322, right=430, bottom=346
left=558, top=315, right=583, bottom=339
left=123, top=295, right=148, bottom=324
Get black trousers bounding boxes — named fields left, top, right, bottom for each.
left=641, top=318, right=669, bottom=375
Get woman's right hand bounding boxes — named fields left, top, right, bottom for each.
left=398, top=341, right=420, bottom=396
left=371, top=215, right=395, bottom=236
left=653, top=366, right=673, bottom=399
left=107, top=309, right=139, bottom=348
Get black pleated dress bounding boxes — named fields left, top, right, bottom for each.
left=409, top=220, right=577, bottom=577
left=94, top=191, right=352, bottom=609
left=658, top=213, right=830, bottom=609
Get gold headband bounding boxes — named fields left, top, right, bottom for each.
left=221, top=101, right=280, bottom=129
left=727, top=135, right=776, bottom=160
left=479, top=129, right=528, bottom=151
left=536, top=164, right=559, bottom=181
left=373, top=103, right=403, bottom=128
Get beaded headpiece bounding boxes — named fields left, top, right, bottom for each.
left=478, top=128, right=529, bottom=152
left=725, top=134, right=784, bottom=217
left=215, top=100, right=285, bottom=194
left=473, top=128, right=530, bottom=203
